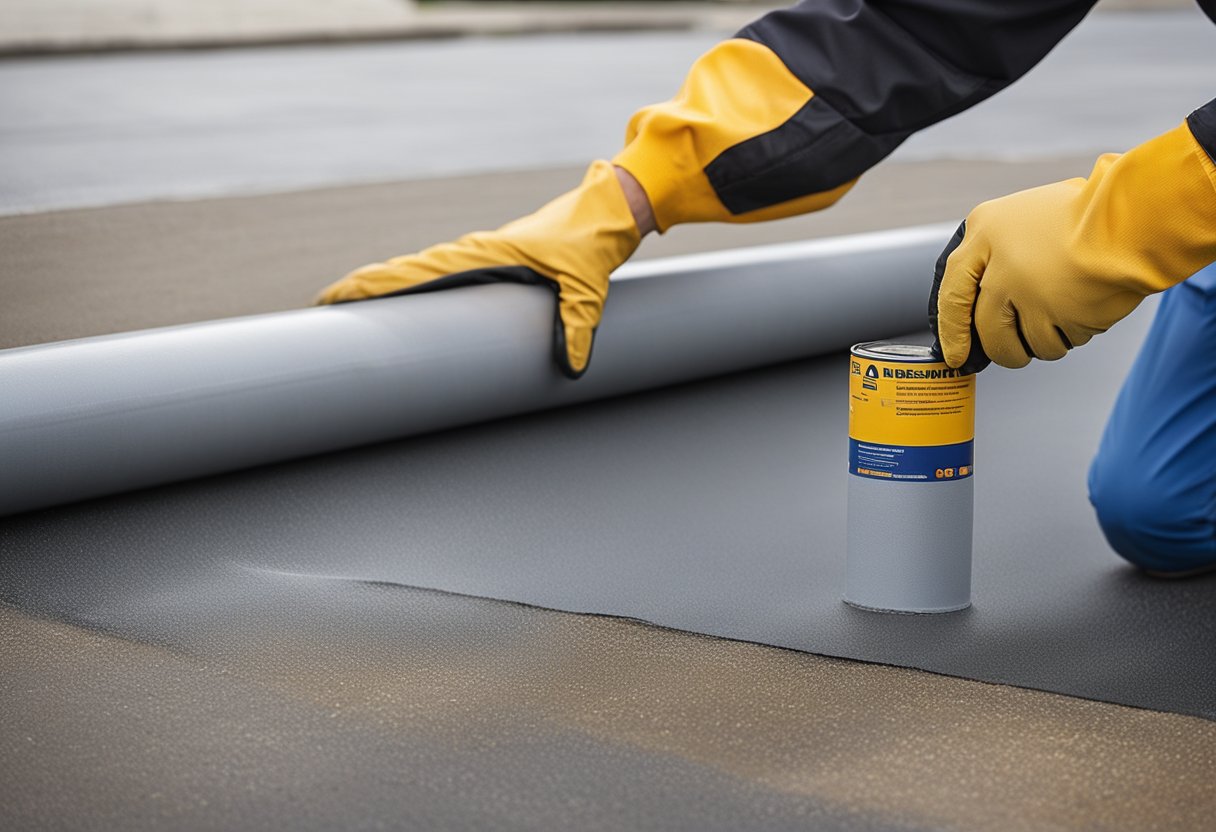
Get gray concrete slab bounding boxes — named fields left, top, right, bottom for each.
left=7, top=595, right=1213, bottom=832
left=2, top=9, right=1214, bottom=215
left=0, top=1, right=784, bottom=56
left=0, top=0, right=419, bottom=54
left=0, top=1, right=1187, bottom=56
left=0, top=157, right=1093, bottom=349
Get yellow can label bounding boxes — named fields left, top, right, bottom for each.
left=849, top=354, right=975, bottom=482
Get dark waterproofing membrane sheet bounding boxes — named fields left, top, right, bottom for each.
left=2, top=283, right=1213, bottom=719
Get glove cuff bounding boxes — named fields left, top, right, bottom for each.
left=576, top=160, right=644, bottom=274
left=1078, top=120, right=1216, bottom=294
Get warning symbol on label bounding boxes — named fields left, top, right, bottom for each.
left=865, top=365, right=879, bottom=379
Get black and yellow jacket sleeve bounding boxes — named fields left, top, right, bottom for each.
left=319, top=0, right=1216, bottom=380
left=614, top=0, right=1216, bottom=232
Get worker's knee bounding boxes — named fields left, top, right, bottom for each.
left=1088, top=454, right=1215, bottom=574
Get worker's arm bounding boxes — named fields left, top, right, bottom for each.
left=318, top=1, right=1099, bottom=378
left=617, top=0, right=1099, bottom=229
left=930, top=98, right=1216, bottom=372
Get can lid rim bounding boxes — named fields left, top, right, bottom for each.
left=850, top=342, right=940, bottom=363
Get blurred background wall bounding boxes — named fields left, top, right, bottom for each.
left=0, top=0, right=1191, bottom=55
left=0, top=0, right=420, bottom=52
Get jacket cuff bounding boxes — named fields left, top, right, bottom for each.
left=1187, top=97, right=1216, bottom=172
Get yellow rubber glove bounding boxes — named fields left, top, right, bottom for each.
left=317, top=39, right=859, bottom=379
left=315, top=161, right=639, bottom=378
left=930, top=120, right=1216, bottom=371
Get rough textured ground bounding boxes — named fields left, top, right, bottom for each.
left=4, top=594, right=1214, bottom=832
left=0, top=157, right=1089, bottom=349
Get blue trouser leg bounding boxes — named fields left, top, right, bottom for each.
left=1088, top=263, right=1216, bottom=573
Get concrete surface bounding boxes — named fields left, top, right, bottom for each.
left=2, top=10, right=1215, bottom=215
left=0, top=1, right=782, bottom=55
left=4, top=578, right=1215, bottom=831
left=0, top=1, right=1191, bottom=55
left=0, top=157, right=1091, bottom=349
left=0, top=0, right=419, bottom=54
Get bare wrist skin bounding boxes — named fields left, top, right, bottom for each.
left=614, top=165, right=657, bottom=237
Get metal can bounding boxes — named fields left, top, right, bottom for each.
left=844, top=342, right=975, bottom=613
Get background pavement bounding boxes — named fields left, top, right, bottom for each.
left=0, top=1, right=783, bottom=55
left=0, top=158, right=1089, bottom=349
left=0, top=0, right=1194, bottom=55
left=2, top=5, right=1215, bottom=347
left=3, top=8, right=1214, bottom=215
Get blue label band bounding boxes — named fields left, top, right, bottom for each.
left=849, top=439, right=974, bottom=482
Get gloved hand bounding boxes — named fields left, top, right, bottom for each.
left=315, top=161, right=639, bottom=379
left=317, top=39, right=859, bottom=379
left=930, top=119, right=1216, bottom=372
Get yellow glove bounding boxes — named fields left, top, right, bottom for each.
left=931, top=119, right=1216, bottom=371
left=317, top=39, right=860, bottom=379
left=315, top=161, right=639, bottom=379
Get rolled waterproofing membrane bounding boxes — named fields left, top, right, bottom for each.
left=3, top=223, right=1215, bottom=721
left=0, top=224, right=952, bottom=517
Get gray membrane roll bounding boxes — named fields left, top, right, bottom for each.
left=3, top=295, right=1216, bottom=720
left=845, top=476, right=973, bottom=613
left=0, top=224, right=953, bottom=517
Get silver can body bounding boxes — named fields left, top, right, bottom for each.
left=844, top=342, right=975, bottom=613
left=845, top=476, right=973, bottom=612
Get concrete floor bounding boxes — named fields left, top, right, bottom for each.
left=5, top=587, right=1215, bottom=832
left=0, top=156, right=1094, bottom=349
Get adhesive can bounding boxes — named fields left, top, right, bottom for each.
left=845, top=342, right=975, bottom=613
